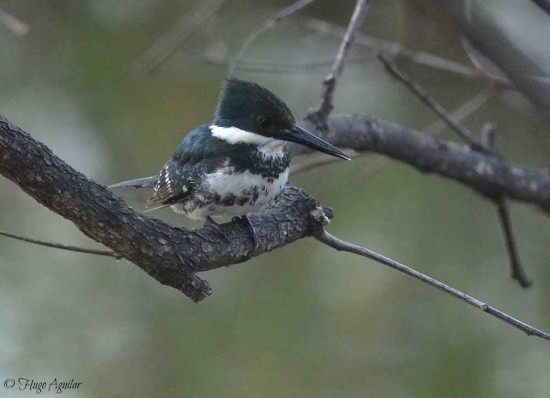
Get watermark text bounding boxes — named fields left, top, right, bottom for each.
left=4, top=378, right=82, bottom=394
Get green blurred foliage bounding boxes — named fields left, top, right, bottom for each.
left=0, top=1, right=549, bottom=397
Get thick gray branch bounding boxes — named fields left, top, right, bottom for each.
left=0, top=115, right=330, bottom=302
left=294, top=115, right=550, bottom=212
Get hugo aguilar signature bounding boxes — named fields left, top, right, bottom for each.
left=4, top=377, right=82, bottom=394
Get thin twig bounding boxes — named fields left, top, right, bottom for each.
left=307, top=0, right=371, bottom=127
left=205, top=54, right=367, bottom=74
left=291, top=149, right=359, bottom=174
left=379, top=54, right=484, bottom=149
left=226, top=0, right=318, bottom=77
left=316, top=230, right=550, bottom=341
left=481, top=124, right=531, bottom=288
left=0, top=8, right=29, bottom=36
left=305, top=18, right=513, bottom=87
left=133, top=0, right=226, bottom=76
left=423, top=86, right=498, bottom=136
left=496, top=200, right=531, bottom=287
left=0, top=230, right=121, bottom=259
left=350, top=90, right=496, bottom=193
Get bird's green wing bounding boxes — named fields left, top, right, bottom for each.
left=146, top=126, right=226, bottom=211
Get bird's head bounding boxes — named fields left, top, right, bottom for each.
left=213, top=79, right=350, bottom=160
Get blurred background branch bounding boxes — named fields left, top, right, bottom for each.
left=133, top=0, right=227, bottom=76
left=305, top=17, right=513, bottom=87
left=0, top=8, right=29, bottom=36
left=439, top=0, right=550, bottom=116
left=227, top=0, right=318, bottom=77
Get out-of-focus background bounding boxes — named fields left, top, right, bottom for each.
left=1, top=0, right=549, bottom=397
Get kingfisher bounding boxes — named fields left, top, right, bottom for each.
left=109, top=79, right=349, bottom=245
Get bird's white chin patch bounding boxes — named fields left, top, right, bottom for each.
left=258, top=140, right=285, bottom=158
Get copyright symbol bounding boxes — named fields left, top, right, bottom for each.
left=4, top=379, right=15, bottom=389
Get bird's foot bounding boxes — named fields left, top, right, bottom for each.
left=204, top=216, right=229, bottom=242
left=233, top=215, right=259, bottom=249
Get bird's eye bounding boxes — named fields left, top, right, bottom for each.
left=258, top=116, right=272, bottom=129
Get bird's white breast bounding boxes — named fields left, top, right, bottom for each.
left=174, top=167, right=289, bottom=220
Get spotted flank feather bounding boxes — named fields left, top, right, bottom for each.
left=146, top=159, right=190, bottom=211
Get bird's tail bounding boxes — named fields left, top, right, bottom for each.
left=108, top=176, right=157, bottom=189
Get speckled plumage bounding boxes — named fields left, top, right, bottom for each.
left=146, top=125, right=290, bottom=220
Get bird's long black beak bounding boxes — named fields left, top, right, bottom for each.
left=280, top=125, right=351, bottom=160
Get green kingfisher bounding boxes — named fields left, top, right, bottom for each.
left=109, top=79, right=349, bottom=244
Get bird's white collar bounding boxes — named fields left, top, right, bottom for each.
left=210, top=125, right=285, bottom=157
left=210, top=125, right=273, bottom=146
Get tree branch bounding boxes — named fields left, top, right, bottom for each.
left=0, top=230, right=121, bottom=259
left=0, top=115, right=331, bottom=302
left=496, top=199, right=531, bottom=287
left=293, top=115, right=550, bottom=213
left=423, top=87, right=497, bottom=135
left=379, top=54, right=483, bottom=149
left=315, top=230, right=550, bottom=341
left=2, top=110, right=550, bottom=302
left=481, top=124, right=531, bottom=288
left=306, top=0, right=371, bottom=127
